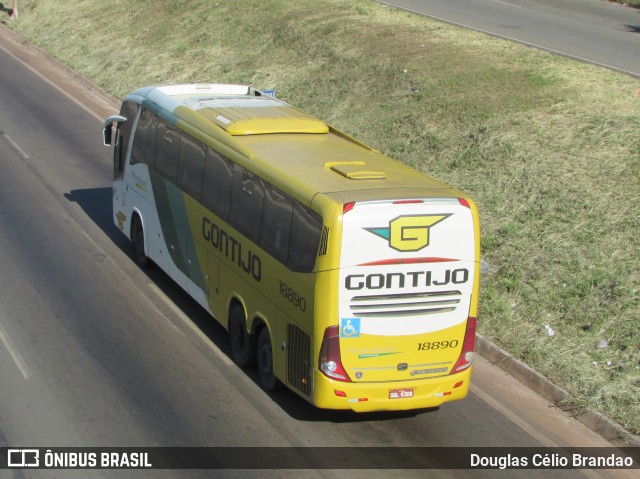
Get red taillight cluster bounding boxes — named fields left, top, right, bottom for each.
left=318, top=325, right=351, bottom=382
left=450, top=317, right=476, bottom=374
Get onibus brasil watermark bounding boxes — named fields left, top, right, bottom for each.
left=6, top=449, right=151, bottom=469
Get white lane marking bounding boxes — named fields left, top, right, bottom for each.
left=0, top=321, right=32, bottom=379
left=0, top=132, right=30, bottom=160
left=147, top=283, right=234, bottom=367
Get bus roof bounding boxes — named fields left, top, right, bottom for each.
left=125, top=84, right=465, bottom=204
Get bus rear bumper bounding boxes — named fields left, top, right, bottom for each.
left=312, top=367, right=472, bottom=412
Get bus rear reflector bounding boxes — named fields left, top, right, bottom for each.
left=319, top=326, right=351, bottom=382
left=450, top=317, right=476, bottom=374
left=458, top=198, right=471, bottom=208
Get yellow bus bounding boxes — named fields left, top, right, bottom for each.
left=103, top=84, right=480, bottom=412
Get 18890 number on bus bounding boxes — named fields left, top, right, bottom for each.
left=417, top=340, right=459, bottom=351
left=279, top=281, right=307, bottom=312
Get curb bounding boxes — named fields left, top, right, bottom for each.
left=476, top=334, right=640, bottom=447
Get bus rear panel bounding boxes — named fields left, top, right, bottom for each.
left=314, top=197, right=478, bottom=411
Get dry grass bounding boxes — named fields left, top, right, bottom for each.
left=9, top=0, right=640, bottom=435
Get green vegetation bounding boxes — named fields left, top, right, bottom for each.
left=7, top=0, right=639, bottom=436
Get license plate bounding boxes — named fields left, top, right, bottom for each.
left=388, top=388, right=415, bottom=399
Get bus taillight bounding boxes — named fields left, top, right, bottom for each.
left=450, top=317, right=476, bottom=374
left=319, top=325, right=351, bottom=382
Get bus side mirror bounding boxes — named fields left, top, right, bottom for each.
left=103, top=114, right=127, bottom=146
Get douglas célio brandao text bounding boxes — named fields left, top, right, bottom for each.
left=470, top=452, right=635, bottom=469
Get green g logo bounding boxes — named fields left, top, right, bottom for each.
left=366, top=214, right=451, bottom=252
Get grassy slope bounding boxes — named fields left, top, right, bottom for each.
left=7, top=0, right=639, bottom=435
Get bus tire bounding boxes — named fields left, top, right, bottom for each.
left=229, top=306, right=256, bottom=368
left=257, top=327, right=282, bottom=391
left=132, top=215, right=150, bottom=267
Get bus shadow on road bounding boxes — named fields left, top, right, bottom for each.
left=64, top=187, right=128, bottom=248
left=65, top=186, right=441, bottom=424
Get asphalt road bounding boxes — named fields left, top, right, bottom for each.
left=380, top=0, right=640, bottom=77
left=0, top=25, right=636, bottom=479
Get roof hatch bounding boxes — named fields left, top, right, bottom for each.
left=326, top=161, right=387, bottom=180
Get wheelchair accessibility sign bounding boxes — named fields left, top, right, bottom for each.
left=340, top=318, right=361, bottom=338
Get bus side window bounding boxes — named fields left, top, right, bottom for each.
left=131, top=108, right=157, bottom=166
left=155, top=121, right=180, bottom=181
left=114, top=101, right=138, bottom=180
left=260, top=183, right=292, bottom=262
left=230, top=164, right=265, bottom=242
left=202, top=147, right=233, bottom=220
left=289, top=203, right=322, bottom=272
left=178, top=134, right=205, bottom=199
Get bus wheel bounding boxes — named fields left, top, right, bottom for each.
left=229, top=306, right=256, bottom=368
left=257, top=327, right=281, bottom=391
left=132, top=215, right=150, bottom=267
